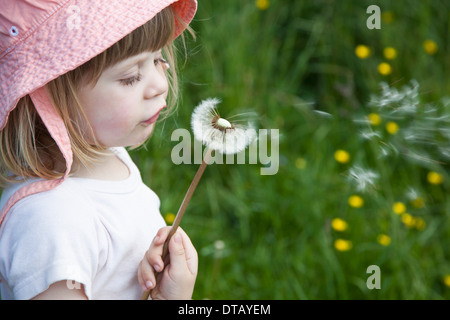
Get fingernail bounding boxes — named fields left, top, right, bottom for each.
left=174, top=233, right=181, bottom=243
left=145, top=281, right=153, bottom=290
left=154, top=264, right=161, bottom=272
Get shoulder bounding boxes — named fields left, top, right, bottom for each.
left=3, top=179, right=95, bottom=231
left=0, top=180, right=101, bottom=300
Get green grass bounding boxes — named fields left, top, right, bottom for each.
left=132, top=0, right=450, bottom=299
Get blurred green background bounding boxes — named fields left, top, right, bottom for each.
left=131, top=0, right=450, bottom=299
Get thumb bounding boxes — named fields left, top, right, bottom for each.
left=168, top=232, right=187, bottom=270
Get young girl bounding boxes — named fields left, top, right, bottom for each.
left=0, top=0, right=198, bottom=300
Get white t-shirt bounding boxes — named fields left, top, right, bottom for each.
left=0, top=147, right=166, bottom=300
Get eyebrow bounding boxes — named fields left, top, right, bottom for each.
left=109, top=52, right=153, bottom=74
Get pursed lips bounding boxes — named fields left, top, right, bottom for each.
left=142, top=105, right=166, bottom=125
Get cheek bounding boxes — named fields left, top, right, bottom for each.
left=82, top=97, right=137, bottom=142
left=95, top=103, right=137, bottom=137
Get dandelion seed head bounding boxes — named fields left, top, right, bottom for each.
left=216, top=118, right=232, bottom=129
left=191, top=98, right=256, bottom=154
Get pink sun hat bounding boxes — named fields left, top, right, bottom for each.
left=0, top=0, right=197, bottom=225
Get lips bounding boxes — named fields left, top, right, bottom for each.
left=143, top=105, right=166, bottom=125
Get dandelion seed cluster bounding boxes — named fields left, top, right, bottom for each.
left=358, top=80, right=450, bottom=166
left=191, top=98, right=256, bottom=155
left=347, top=166, right=379, bottom=192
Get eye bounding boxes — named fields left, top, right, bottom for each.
left=155, top=57, right=170, bottom=70
left=119, top=73, right=142, bottom=86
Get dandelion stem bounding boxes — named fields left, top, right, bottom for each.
left=141, top=148, right=213, bottom=300
left=162, top=148, right=213, bottom=258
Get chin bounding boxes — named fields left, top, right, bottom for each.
left=128, top=123, right=156, bottom=148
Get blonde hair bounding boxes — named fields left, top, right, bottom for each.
left=0, top=6, right=187, bottom=186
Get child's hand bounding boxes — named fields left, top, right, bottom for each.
left=138, top=226, right=198, bottom=300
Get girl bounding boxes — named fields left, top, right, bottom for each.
left=0, top=0, right=198, bottom=300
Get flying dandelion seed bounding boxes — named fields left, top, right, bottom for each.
left=347, top=166, right=379, bottom=192
left=361, top=80, right=450, bottom=167
left=313, top=110, right=333, bottom=118
left=359, top=130, right=381, bottom=140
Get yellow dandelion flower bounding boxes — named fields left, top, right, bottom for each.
left=355, top=45, right=371, bottom=59
left=392, top=202, right=406, bottom=215
left=427, top=171, right=443, bottom=185
left=334, top=149, right=350, bottom=164
left=383, top=47, right=397, bottom=60
left=443, top=275, right=450, bottom=287
left=377, top=234, right=391, bottom=246
left=386, top=121, right=399, bottom=134
left=423, top=39, right=438, bottom=55
left=295, top=157, right=307, bottom=169
left=368, top=113, right=381, bottom=126
left=412, top=197, right=425, bottom=209
left=331, top=218, right=348, bottom=232
left=334, top=239, right=352, bottom=251
left=164, top=212, right=176, bottom=224
left=415, top=217, right=426, bottom=231
left=256, top=0, right=270, bottom=10
left=378, top=62, right=392, bottom=75
left=381, top=11, right=394, bottom=24
left=348, top=195, right=364, bottom=208
left=401, top=213, right=415, bottom=228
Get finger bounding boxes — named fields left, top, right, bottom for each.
left=167, top=231, right=189, bottom=277
left=154, top=226, right=172, bottom=245
left=147, top=227, right=172, bottom=271
left=138, top=258, right=156, bottom=291
left=177, top=228, right=198, bottom=275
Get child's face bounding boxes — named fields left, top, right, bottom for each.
left=77, top=50, right=169, bottom=148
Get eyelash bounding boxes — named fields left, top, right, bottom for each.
left=156, top=57, right=170, bottom=69
left=119, top=58, right=169, bottom=86
left=120, top=73, right=142, bottom=86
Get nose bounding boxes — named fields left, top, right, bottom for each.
left=143, top=66, right=169, bottom=100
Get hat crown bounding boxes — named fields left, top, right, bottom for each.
left=0, top=0, right=63, bottom=56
